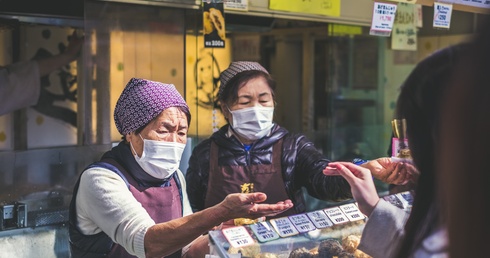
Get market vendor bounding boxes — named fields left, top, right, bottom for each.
left=68, top=78, right=293, bottom=258
left=186, top=61, right=417, bottom=217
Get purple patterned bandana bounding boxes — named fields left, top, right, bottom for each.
left=114, top=78, right=189, bottom=135
left=218, top=61, right=269, bottom=99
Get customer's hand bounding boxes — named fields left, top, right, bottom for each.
left=218, top=193, right=293, bottom=221
left=323, top=162, right=379, bottom=216
left=362, top=157, right=418, bottom=185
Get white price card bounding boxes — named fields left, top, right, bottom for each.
left=269, top=217, right=299, bottom=237
left=288, top=214, right=316, bottom=233
left=224, top=0, right=248, bottom=11
left=222, top=226, right=255, bottom=248
left=249, top=221, right=280, bottom=242
left=433, top=2, right=452, bottom=29
left=307, top=210, right=334, bottom=229
left=370, top=2, right=397, bottom=37
left=339, top=203, right=365, bottom=222
left=396, top=191, right=414, bottom=209
left=324, top=207, right=349, bottom=224
left=383, top=194, right=405, bottom=210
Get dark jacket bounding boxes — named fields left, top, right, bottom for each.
left=185, top=124, right=352, bottom=214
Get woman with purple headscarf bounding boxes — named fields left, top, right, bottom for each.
left=69, top=78, right=293, bottom=258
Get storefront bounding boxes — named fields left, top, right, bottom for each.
left=0, top=0, right=486, bottom=256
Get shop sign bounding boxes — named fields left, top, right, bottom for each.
left=392, top=2, right=417, bottom=51
left=203, top=0, right=226, bottom=48
left=433, top=2, right=453, bottom=29
left=370, top=2, right=397, bottom=37
left=328, top=24, right=362, bottom=36
left=443, top=0, right=490, bottom=9
left=224, top=0, right=248, bottom=11
left=269, top=0, right=341, bottom=17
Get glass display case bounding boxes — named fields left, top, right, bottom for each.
left=208, top=191, right=413, bottom=258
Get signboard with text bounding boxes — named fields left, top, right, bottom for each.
left=203, top=0, right=226, bottom=48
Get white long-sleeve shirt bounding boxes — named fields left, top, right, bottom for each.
left=75, top=167, right=193, bottom=258
left=0, top=60, right=40, bottom=115
left=359, top=199, right=448, bottom=258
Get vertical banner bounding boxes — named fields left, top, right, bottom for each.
left=370, top=2, right=397, bottom=37
left=391, top=3, right=417, bottom=51
left=433, top=2, right=453, bottom=29
left=203, top=0, right=226, bottom=48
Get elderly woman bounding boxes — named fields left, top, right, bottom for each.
left=186, top=61, right=414, bottom=217
left=69, top=78, right=293, bottom=258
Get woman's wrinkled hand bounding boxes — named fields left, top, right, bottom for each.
left=218, top=193, right=293, bottom=221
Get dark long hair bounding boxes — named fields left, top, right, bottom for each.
left=393, top=44, right=468, bottom=257
left=438, top=19, right=490, bottom=258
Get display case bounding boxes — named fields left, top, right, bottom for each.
left=208, top=191, right=413, bottom=258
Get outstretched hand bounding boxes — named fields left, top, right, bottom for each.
left=323, top=162, right=379, bottom=216
left=364, top=157, right=419, bottom=185
left=219, top=193, right=293, bottom=221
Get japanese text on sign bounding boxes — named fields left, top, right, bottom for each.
left=370, top=2, right=397, bottom=37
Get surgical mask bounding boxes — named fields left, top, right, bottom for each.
left=131, top=134, right=185, bottom=179
left=229, top=106, right=274, bottom=141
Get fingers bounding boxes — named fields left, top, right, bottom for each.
left=244, top=192, right=267, bottom=204
left=326, top=162, right=371, bottom=182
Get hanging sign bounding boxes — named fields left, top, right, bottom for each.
left=382, top=0, right=417, bottom=2
left=415, top=4, right=423, bottom=28
left=269, top=0, right=341, bottom=17
left=203, top=0, right=226, bottom=48
left=442, top=0, right=490, bottom=9
left=433, top=2, right=453, bottom=29
left=391, top=2, right=417, bottom=51
left=370, top=2, right=398, bottom=37
left=224, top=0, right=248, bottom=11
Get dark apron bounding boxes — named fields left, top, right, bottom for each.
left=69, top=159, right=182, bottom=258
left=108, top=165, right=183, bottom=258
left=204, top=139, right=294, bottom=218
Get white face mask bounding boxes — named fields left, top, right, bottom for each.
left=131, top=134, right=186, bottom=179
left=229, top=106, right=274, bottom=141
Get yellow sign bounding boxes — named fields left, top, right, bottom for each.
left=383, top=0, right=417, bottom=3
left=328, top=24, right=362, bottom=35
left=269, top=0, right=341, bottom=17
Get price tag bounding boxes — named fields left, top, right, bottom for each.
left=288, top=214, right=316, bottom=233
left=249, top=221, right=280, bottom=242
left=222, top=226, right=255, bottom=248
left=383, top=194, right=404, bottom=209
left=396, top=191, right=413, bottom=209
left=323, top=207, right=349, bottom=224
left=339, top=203, right=365, bottom=221
left=269, top=217, right=299, bottom=237
left=306, top=210, right=334, bottom=229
